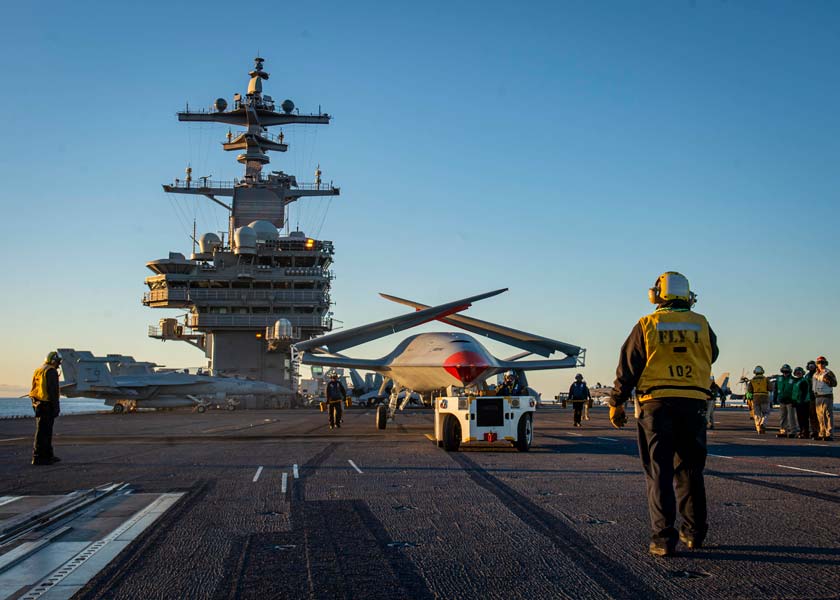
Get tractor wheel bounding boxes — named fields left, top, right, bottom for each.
left=515, top=413, right=533, bottom=452
left=442, top=414, right=461, bottom=452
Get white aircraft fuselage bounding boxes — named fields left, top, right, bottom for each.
left=376, top=332, right=499, bottom=392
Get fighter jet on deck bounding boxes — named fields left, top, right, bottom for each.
left=57, top=349, right=292, bottom=413
left=294, top=289, right=584, bottom=420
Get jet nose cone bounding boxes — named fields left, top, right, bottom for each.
left=443, top=351, right=489, bottom=385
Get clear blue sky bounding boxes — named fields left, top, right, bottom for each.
left=1, top=0, right=838, bottom=396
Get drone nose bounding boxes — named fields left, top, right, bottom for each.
left=443, top=351, right=488, bottom=384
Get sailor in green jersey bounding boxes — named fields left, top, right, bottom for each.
left=775, top=365, right=797, bottom=438
left=791, top=367, right=811, bottom=439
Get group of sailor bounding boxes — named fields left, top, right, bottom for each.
left=747, top=359, right=836, bottom=441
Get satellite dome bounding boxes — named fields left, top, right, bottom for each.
left=281, top=99, right=295, bottom=114
left=273, top=319, right=293, bottom=340
left=233, top=226, right=257, bottom=255
left=247, top=220, right=280, bottom=243
left=198, top=232, right=222, bottom=254
left=214, top=98, right=228, bottom=112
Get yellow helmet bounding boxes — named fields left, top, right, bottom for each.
left=648, top=271, right=696, bottom=305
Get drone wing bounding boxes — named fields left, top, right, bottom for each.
left=379, top=293, right=583, bottom=358
left=294, top=289, right=508, bottom=353
left=494, top=356, right=583, bottom=371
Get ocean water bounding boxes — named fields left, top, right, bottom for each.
left=0, top=397, right=109, bottom=419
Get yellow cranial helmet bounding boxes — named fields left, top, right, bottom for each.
left=648, top=271, right=696, bottom=305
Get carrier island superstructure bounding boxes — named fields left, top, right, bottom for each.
left=143, top=58, right=339, bottom=408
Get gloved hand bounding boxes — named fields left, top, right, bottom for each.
left=609, top=404, right=627, bottom=429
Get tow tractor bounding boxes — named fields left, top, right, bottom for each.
left=432, top=394, right=536, bottom=452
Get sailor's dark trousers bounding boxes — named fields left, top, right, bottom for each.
left=795, top=403, right=811, bottom=438
left=33, top=410, right=55, bottom=461
left=328, top=400, right=343, bottom=427
left=637, top=398, right=708, bottom=544
left=572, top=401, right=584, bottom=425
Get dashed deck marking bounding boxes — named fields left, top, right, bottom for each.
left=709, top=454, right=733, bottom=459
left=281, top=472, right=288, bottom=494
left=597, top=437, right=618, bottom=442
left=776, top=465, right=838, bottom=477
left=738, top=437, right=765, bottom=442
left=566, top=432, right=583, bottom=437
left=292, top=464, right=299, bottom=479
left=348, top=459, right=363, bottom=474
left=253, top=466, right=263, bottom=482
left=0, top=437, right=25, bottom=442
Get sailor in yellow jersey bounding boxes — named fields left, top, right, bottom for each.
left=608, top=272, right=719, bottom=557
left=747, top=366, right=771, bottom=434
left=29, top=351, right=63, bottom=465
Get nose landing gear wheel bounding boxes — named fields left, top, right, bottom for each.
left=112, top=403, right=125, bottom=414
left=376, top=405, right=388, bottom=429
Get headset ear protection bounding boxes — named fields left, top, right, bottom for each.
left=648, top=282, right=661, bottom=305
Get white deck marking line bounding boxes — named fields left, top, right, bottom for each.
left=806, top=443, right=828, bottom=447
left=292, top=464, right=299, bottom=479
left=0, top=496, right=20, bottom=507
left=597, top=437, right=618, bottom=442
left=776, top=465, right=838, bottom=477
left=708, top=454, right=732, bottom=459
left=281, top=473, right=288, bottom=494
left=738, top=437, right=765, bottom=442
left=252, top=466, right=263, bottom=482
left=0, top=437, right=25, bottom=442
left=566, top=432, right=583, bottom=437
left=348, top=460, right=363, bottom=474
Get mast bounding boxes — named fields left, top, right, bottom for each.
left=161, top=57, right=340, bottom=240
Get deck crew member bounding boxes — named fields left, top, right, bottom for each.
left=791, top=367, right=811, bottom=439
left=813, top=356, right=836, bottom=441
left=748, top=366, right=770, bottom=434
left=325, top=372, right=346, bottom=430
left=707, top=377, right=721, bottom=430
left=608, top=272, right=718, bottom=557
left=775, top=365, right=797, bottom=438
left=495, top=372, right=524, bottom=396
left=805, top=360, right=820, bottom=439
left=568, top=374, right=591, bottom=427
left=29, top=351, right=62, bottom=465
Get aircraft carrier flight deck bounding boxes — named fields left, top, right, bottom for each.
left=1, top=406, right=837, bottom=599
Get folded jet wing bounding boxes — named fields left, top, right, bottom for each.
left=294, top=288, right=508, bottom=353
left=379, top=292, right=583, bottom=358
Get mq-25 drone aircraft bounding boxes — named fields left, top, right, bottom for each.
left=294, top=289, right=585, bottom=448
